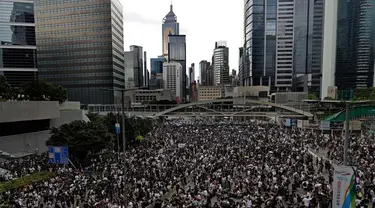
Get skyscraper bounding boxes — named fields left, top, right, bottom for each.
left=321, top=0, right=375, bottom=98
left=35, top=0, right=124, bottom=104
left=199, top=60, right=209, bottom=86
left=163, top=62, right=183, bottom=102
left=242, top=0, right=276, bottom=88
left=162, top=3, right=179, bottom=59
left=189, top=63, right=195, bottom=84
left=0, top=0, right=37, bottom=87
left=293, top=0, right=324, bottom=94
left=168, top=34, right=186, bottom=100
left=213, top=41, right=229, bottom=85
left=150, top=57, right=165, bottom=74
left=124, top=45, right=144, bottom=89
left=242, top=0, right=325, bottom=93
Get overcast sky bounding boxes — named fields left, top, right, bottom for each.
left=121, top=0, right=243, bottom=80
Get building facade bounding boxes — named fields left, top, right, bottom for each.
left=213, top=41, right=230, bottom=85
left=293, top=0, right=324, bottom=95
left=168, top=34, right=186, bottom=100
left=150, top=57, right=165, bottom=74
left=0, top=0, right=38, bottom=87
left=322, top=0, right=375, bottom=98
left=124, top=89, right=173, bottom=104
left=189, top=63, right=195, bottom=85
left=199, top=60, right=211, bottom=86
left=163, top=62, right=183, bottom=102
left=198, top=86, right=222, bottom=101
left=35, top=0, right=124, bottom=104
left=242, top=0, right=324, bottom=93
left=124, top=45, right=143, bottom=89
left=162, top=4, right=179, bottom=59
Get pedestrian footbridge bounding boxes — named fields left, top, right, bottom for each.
left=87, top=99, right=313, bottom=119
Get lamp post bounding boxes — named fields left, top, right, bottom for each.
left=100, top=86, right=148, bottom=206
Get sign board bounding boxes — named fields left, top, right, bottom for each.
left=297, top=120, right=303, bottom=128
left=327, top=86, right=338, bottom=99
left=290, top=119, right=297, bottom=127
left=332, top=165, right=356, bottom=208
left=320, top=121, right=331, bottom=130
left=331, top=122, right=344, bottom=130
left=285, top=119, right=291, bottom=127
left=48, top=146, right=69, bottom=164
left=115, top=123, right=120, bottom=134
left=349, top=121, right=361, bottom=131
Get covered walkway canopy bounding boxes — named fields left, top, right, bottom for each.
left=325, top=106, right=375, bottom=122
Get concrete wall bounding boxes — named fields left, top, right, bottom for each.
left=50, top=110, right=90, bottom=128
left=0, top=130, right=50, bottom=154
left=0, top=101, right=60, bottom=123
left=59, top=101, right=81, bottom=110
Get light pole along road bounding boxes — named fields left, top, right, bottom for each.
left=101, top=86, right=148, bottom=206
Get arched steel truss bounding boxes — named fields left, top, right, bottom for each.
left=153, top=99, right=313, bottom=118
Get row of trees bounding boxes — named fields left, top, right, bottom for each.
left=0, top=76, right=67, bottom=102
left=46, top=113, right=154, bottom=161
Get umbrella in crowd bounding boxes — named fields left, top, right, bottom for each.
left=0, top=118, right=374, bottom=208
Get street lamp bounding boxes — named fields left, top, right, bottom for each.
left=100, top=86, right=148, bottom=206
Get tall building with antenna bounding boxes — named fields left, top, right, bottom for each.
left=162, top=1, right=179, bottom=59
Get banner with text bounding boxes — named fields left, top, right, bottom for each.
left=332, top=165, right=356, bottom=208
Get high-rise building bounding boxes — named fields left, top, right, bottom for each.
left=199, top=60, right=210, bottom=86
left=293, top=0, right=325, bottom=94
left=35, top=0, right=124, bottom=104
left=124, top=45, right=144, bottom=89
left=213, top=41, right=230, bottom=85
left=0, top=0, right=37, bottom=87
left=168, top=34, right=186, bottom=100
left=162, top=3, right=179, bottom=59
left=143, top=51, right=147, bottom=86
left=242, top=0, right=325, bottom=93
left=241, top=0, right=276, bottom=88
left=163, top=62, right=183, bottom=102
left=189, top=63, right=195, bottom=84
left=321, top=0, right=375, bottom=98
left=150, top=57, right=165, bottom=74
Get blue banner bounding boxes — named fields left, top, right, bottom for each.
left=48, top=146, right=69, bottom=164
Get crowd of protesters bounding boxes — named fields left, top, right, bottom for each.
left=0, top=118, right=374, bottom=207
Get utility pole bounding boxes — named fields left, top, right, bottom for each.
left=100, top=86, right=148, bottom=207
left=120, top=89, right=127, bottom=206
left=344, top=102, right=350, bottom=165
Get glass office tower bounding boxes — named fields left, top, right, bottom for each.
left=0, top=0, right=37, bottom=87
left=242, top=0, right=276, bottom=88
left=322, top=0, right=375, bottom=97
left=335, top=0, right=375, bottom=89
left=162, top=4, right=179, bottom=59
left=35, top=0, right=124, bottom=104
left=150, top=57, right=165, bottom=74
left=213, top=41, right=230, bottom=85
left=168, top=34, right=186, bottom=100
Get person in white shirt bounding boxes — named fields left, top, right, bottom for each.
left=302, top=196, right=312, bottom=207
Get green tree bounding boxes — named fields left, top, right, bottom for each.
left=0, top=75, right=11, bottom=100
left=23, top=79, right=67, bottom=102
left=308, top=93, right=319, bottom=100
left=46, top=120, right=114, bottom=160
left=50, top=85, right=68, bottom=102
left=101, top=113, right=153, bottom=148
left=354, top=88, right=375, bottom=100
